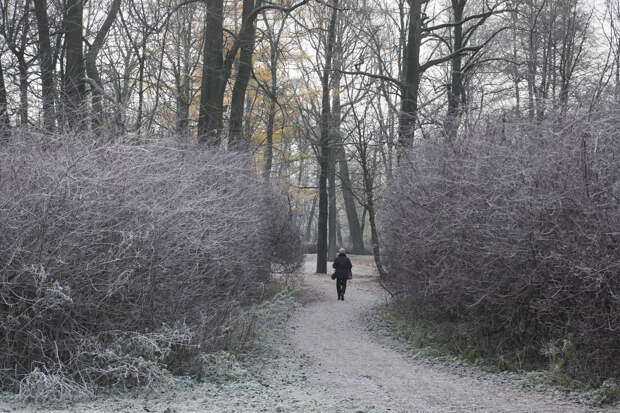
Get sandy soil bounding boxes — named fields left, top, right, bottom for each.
left=1, top=255, right=615, bottom=412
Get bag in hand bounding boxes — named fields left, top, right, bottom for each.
left=348, top=269, right=352, bottom=280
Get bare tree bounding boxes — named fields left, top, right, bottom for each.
left=197, top=0, right=224, bottom=145
left=0, top=56, right=9, bottom=140
left=0, top=0, right=35, bottom=126
left=84, top=0, right=121, bottom=130
left=64, top=0, right=85, bottom=127
left=444, top=0, right=509, bottom=141
left=229, top=0, right=262, bottom=150
left=33, top=0, right=56, bottom=132
left=316, top=0, right=339, bottom=273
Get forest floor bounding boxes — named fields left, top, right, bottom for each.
left=1, top=255, right=617, bottom=413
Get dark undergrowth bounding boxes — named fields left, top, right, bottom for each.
left=380, top=296, right=620, bottom=407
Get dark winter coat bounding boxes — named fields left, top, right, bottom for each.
left=332, top=253, right=352, bottom=279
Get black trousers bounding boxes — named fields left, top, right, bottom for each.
left=336, top=277, right=347, bottom=298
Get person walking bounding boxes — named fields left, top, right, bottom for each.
left=332, top=247, right=352, bottom=301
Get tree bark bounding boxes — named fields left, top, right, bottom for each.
left=64, top=0, right=85, bottom=128
left=337, top=144, right=364, bottom=253
left=229, top=0, right=261, bottom=151
left=33, top=0, right=56, bottom=132
left=305, top=195, right=317, bottom=242
left=445, top=0, right=466, bottom=142
left=136, top=38, right=146, bottom=134
left=263, top=79, right=276, bottom=179
left=198, top=0, right=224, bottom=146
left=18, top=60, right=28, bottom=126
left=316, top=0, right=338, bottom=273
left=0, top=58, right=10, bottom=141
left=361, top=142, right=386, bottom=278
left=176, top=21, right=192, bottom=137
left=332, top=70, right=364, bottom=253
left=397, top=0, right=422, bottom=160
left=328, top=121, right=337, bottom=258
left=262, top=12, right=287, bottom=180
left=84, top=0, right=121, bottom=130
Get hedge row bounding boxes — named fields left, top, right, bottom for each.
left=0, top=139, right=302, bottom=392
left=381, top=111, right=620, bottom=382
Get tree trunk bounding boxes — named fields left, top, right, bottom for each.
left=361, top=146, right=386, bottom=278
left=445, top=0, right=466, bottom=142
left=337, top=144, right=364, bottom=253
left=328, top=125, right=337, bottom=259
left=336, top=218, right=343, bottom=248
left=333, top=71, right=364, bottom=253
left=229, top=0, right=261, bottom=151
left=316, top=0, right=338, bottom=273
left=84, top=0, right=121, bottom=131
left=0, top=58, right=10, bottom=141
left=262, top=13, right=288, bottom=180
left=18, top=60, right=28, bottom=126
left=397, top=0, right=422, bottom=160
left=176, top=21, right=191, bottom=137
left=305, top=195, right=317, bottom=242
left=511, top=5, right=521, bottom=118
left=616, top=40, right=620, bottom=103
left=198, top=0, right=224, bottom=146
left=263, top=39, right=278, bottom=178
left=263, top=84, right=276, bottom=179
left=136, top=39, right=146, bottom=135
left=33, top=0, right=56, bottom=132
left=64, top=0, right=85, bottom=128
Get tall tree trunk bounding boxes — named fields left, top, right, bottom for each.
left=229, top=0, right=261, bottom=151
left=263, top=81, right=276, bottom=179
left=616, top=40, right=620, bottom=103
left=526, top=1, right=539, bottom=120
left=445, top=0, right=466, bottom=142
left=397, top=0, right=422, bottom=160
left=337, top=145, right=364, bottom=253
left=328, top=123, right=337, bottom=258
left=316, top=0, right=338, bottom=273
left=64, top=0, right=85, bottom=128
left=305, top=196, right=317, bottom=242
left=263, top=42, right=277, bottom=178
left=262, top=13, right=288, bottom=180
left=33, top=0, right=56, bottom=132
left=511, top=5, right=521, bottom=118
left=361, top=144, right=386, bottom=278
left=176, top=75, right=191, bottom=136
left=198, top=0, right=224, bottom=146
left=18, top=60, right=28, bottom=126
left=336, top=217, right=343, bottom=248
left=174, top=22, right=193, bottom=137
left=136, top=39, right=146, bottom=135
left=333, top=71, right=364, bottom=253
left=84, top=0, right=121, bottom=130
left=0, top=58, right=10, bottom=141
left=176, top=19, right=192, bottom=137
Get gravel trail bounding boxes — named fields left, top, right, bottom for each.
left=290, top=256, right=611, bottom=413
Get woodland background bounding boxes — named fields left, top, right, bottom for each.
left=0, top=0, right=618, bottom=399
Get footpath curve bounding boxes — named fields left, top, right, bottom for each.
left=290, top=256, right=608, bottom=413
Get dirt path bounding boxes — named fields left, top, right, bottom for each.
left=291, top=256, right=609, bottom=413
left=1, top=256, right=615, bottom=412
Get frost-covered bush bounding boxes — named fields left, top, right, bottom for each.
left=381, top=110, right=620, bottom=382
left=0, top=138, right=302, bottom=391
